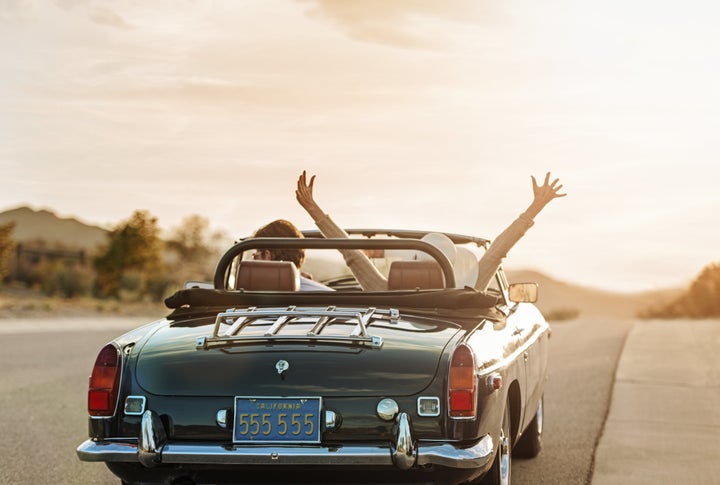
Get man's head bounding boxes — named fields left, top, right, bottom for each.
left=252, top=219, right=305, bottom=269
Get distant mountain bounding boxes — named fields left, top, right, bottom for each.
left=0, top=206, right=108, bottom=250
left=505, top=269, right=683, bottom=319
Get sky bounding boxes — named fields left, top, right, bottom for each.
left=2, top=0, right=719, bottom=293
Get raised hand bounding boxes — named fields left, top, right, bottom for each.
left=526, top=172, right=566, bottom=218
left=295, top=170, right=324, bottom=220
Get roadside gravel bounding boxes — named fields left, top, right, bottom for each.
left=0, top=288, right=167, bottom=320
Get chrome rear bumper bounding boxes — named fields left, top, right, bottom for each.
left=77, top=437, right=494, bottom=469
left=77, top=410, right=494, bottom=471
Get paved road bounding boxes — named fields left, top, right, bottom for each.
left=0, top=318, right=152, bottom=485
left=0, top=316, right=632, bottom=485
left=513, top=317, right=633, bottom=485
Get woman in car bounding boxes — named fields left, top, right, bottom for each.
left=295, top=170, right=566, bottom=291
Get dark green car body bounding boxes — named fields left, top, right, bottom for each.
left=78, top=233, right=549, bottom=485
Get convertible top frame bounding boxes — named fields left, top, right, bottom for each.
left=213, top=237, right=458, bottom=289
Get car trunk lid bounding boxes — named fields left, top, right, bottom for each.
left=135, top=308, right=461, bottom=397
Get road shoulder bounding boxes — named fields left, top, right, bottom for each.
left=591, top=319, right=720, bottom=484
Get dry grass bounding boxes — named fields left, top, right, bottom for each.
left=0, top=287, right=168, bottom=319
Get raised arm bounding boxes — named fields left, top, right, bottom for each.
left=474, top=172, right=566, bottom=291
left=295, top=171, right=388, bottom=291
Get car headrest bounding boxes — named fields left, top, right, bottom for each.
left=387, top=260, right=446, bottom=290
left=236, top=260, right=300, bottom=291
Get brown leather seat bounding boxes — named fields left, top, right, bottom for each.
left=387, top=260, right=446, bottom=290
left=236, top=260, right=300, bottom=291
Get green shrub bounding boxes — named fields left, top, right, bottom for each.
left=144, top=273, right=175, bottom=301
left=544, top=308, right=580, bottom=321
left=42, top=265, right=93, bottom=298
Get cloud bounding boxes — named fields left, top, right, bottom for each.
left=47, top=0, right=133, bottom=29
left=87, top=6, right=133, bottom=29
left=0, top=0, right=33, bottom=21
left=296, top=0, right=483, bottom=49
left=0, top=0, right=132, bottom=28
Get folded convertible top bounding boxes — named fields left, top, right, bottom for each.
left=165, top=287, right=500, bottom=320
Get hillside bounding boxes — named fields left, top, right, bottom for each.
left=0, top=206, right=108, bottom=250
left=505, top=269, right=683, bottom=319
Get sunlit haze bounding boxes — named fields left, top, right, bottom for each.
left=2, top=0, right=718, bottom=293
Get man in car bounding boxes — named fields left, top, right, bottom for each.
left=252, top=219, right=333, bottom=291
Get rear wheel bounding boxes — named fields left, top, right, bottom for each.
left=514, top=395, right=543, bottom=458
left=482, top=402, right=511, bottom=485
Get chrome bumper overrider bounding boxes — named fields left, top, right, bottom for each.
left=77, top=410, right=494, bottom=471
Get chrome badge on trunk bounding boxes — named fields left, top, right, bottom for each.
left=275, top=359, right=289, bottom=376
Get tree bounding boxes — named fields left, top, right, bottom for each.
left=166, top=215, right=213, bottom=262
left=93, top=210, right=163, bottom=298
left=0, top=222, right=16, bottom=283
left=166, top=215, right=227, bottom=283
left=684, top=262, right=720, bottom=317
left=640, top=261, right=720, bottom=318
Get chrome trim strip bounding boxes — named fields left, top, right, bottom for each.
left=477, top=321, right=550, bottom=377
left=113, top=343, right=125, bottom=417
left=76, top=436, right=494, bottom=469
left=161, top=443, right=394, bottom=465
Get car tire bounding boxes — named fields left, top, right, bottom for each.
left=513, top=395, right=543, bottom=458
left=481, top=402, right=512, bottom=485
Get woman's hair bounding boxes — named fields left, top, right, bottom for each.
left=253, top=219, right=305, bottom=268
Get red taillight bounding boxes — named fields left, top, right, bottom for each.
left=88, top=343, right=122, bottom=417
left=449, top=344, right=476, bottom=418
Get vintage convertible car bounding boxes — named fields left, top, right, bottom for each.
left=77, top=230, right=549, bottom=485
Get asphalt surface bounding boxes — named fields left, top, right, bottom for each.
left=0, top=318, right=143, bottom=485
left=0, top=315, right=632, bottom=485
left=513, top=317, right=633, bottom=485
left=591, top=319, right=720, bottom=485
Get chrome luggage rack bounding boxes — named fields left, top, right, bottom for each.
left=195, top=306, right=400, bottom=351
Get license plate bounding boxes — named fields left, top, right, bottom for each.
left=233, top=397, right=321, bottom=444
